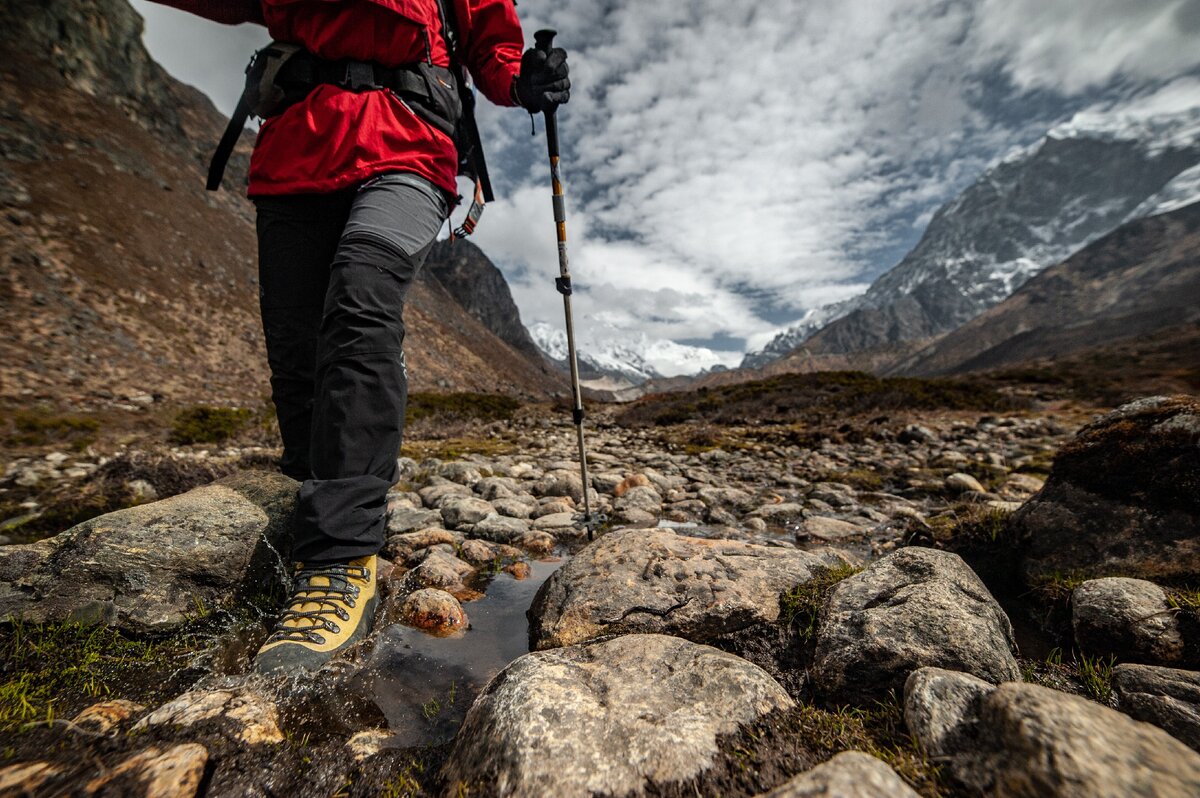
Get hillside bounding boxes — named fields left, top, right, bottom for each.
left=891, top=201, right=1200, bottom=377
left=0, top=0, right=559, bottom=412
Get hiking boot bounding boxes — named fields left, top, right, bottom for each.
left=254, top=555, right=379, bottom=674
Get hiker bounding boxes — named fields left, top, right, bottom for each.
left=147, top=0, right=569, bottom=672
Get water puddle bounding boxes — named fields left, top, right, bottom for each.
left=359, top=558, right=562, bottom=748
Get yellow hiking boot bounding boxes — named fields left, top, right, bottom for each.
left=254, top=555, right=379, bottom=674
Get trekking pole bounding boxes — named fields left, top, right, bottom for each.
left=534, top=29, right=599, bottom=540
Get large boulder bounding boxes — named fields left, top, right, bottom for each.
left=1072, top=578, right=1188, bottom=665
left=1011, top=396, right=1200, bottom=584
left=812, top=547, right=1020, bottom=705
left=1113, top=663, right=1200, bottom=751
left=0, top=471, right=296, bottom=633
left=906, top=677, right=1200, bottom=796
left=528, top=527, right=854, bottom=650
left=442, top=634, right=793, bottom=797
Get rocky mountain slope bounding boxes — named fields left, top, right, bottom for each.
left=891, top=200, right=1200, bottom=376
left=0, top=0, right=559, bottom=409
left=745, top=107, right=1200, bottom=367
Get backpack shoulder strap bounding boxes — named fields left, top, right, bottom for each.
left=432, top=0, right=495, bottom=204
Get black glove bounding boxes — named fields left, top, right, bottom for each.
left=514, top=45, right=570, bottom=113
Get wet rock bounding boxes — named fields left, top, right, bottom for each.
left=72, top=699, right=146, bottom=735
left=443, top=634, right=793, bottom=798
left=382, top=528, right=461, bottom=561
left=0, top=471, right=295, bottom=633
left=1072, top=577, right=1186, bottom=665
left=441, top=496, right=495, bottom=529
left=399, top=588, right=467, bottom=634
left=457, top=538, right=501, bottom=564
left=754, top=751, right=919, bottom=798
left=1113, top=663, right=1200, bottom=751
left=813, top=547, right=1020, bottom=705
left=529, top=527, right=853, bottom=650
left=0, top=762, right=61, bottom=794
left=505, top=561, right=531, bottom=579
left=935, top=681, right=1200, bottom=796
left=903, top=667, right=995, bottom=758
left=470, top=513, right=532, bottom=543
left=514, top=530, right=555, bottom=555
left=1011, top=396, right=1200, bottom=584
left=386, top=506, right=444, bottom=534
left=404, top=550, right=473, bottom=588
left=135, top=687, right=284, bottom=745
left=84, top=743, right=207, bottom=797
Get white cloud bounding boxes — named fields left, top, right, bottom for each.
left=133, top=0, right=1200, bottom=372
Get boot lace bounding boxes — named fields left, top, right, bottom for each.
left=265, top=563, right=370, bottom=645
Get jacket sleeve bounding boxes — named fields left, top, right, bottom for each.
left=144, top=0, right=264, bottom=26
left=454, top=0, right=523, bottom=107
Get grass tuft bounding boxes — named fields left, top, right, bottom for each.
left=169, top=406, right=253, bottom=445
left=779, top=563, right=860, bottom=639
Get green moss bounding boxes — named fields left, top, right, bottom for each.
left=0, top=621, right=193, bottom=731
left=405, top=393, right=520, bottom=425
left=404, top=437, right=516, bottom=461
left=779, top=563, right=860, bottom=639
left=1029, top=570, right=1092, bottom=604
left=4, top=411, right=99, bottom=449
left=169, top=406, right=253, bottom=445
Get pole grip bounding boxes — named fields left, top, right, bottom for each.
left=534, top=28, right=556, bottom=52
left=533, top=29, right=561, bottom=156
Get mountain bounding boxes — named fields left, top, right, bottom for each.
left=889, top=200, right=1200, bottom=376
left=0, top=0, right=559, bottom=408
left=527, top=321, right=734, bottom=391
left=744, top=106, right=1200, bottom=366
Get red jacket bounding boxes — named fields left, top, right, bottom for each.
left=152, top=0, right=523, bottom=197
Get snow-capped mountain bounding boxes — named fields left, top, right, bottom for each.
left=528, top=321, right=736, bottom=388
left=743, top=103, right=1200, bottom=365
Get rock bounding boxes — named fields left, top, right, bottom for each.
left=441, top=496, right=495, bottom=529
left=0, top=762, right=61, bottom=794
left=697, top=486, right=756, bottom=512
left=475, top=476, right=518, bottom=500
left=470, top=513, right=532, bottom=543
left=438, top=461, right=482, bottom=486
left=386, top=506, right=444, bottom=534
left=903, top=667, right=995, bottom=758
left=614, top=484, right=662, bottom=514
left=613, top=473, right=652, bottom=497
left=418, top=481, right=472, bottom=509
left=514, top=530, right=555, bottom=555
left=533, top=497, right=575, bottom=517
left=1072, top=578, right=1186, bottom=665
left=532, top=511, right=577, bottom=532
left=72, top=699, right=146, bottom=735
left=125, top=478, right=158, bottom=504
left=614, top=507, right=658, bottom=525
left=443, top=634, right=793, bottom=797
left=404, top=550, right=473, bottom=588
left=798, top=516, right=865, bottom=542
left=529, top=528, right=853, bottom=650
left=347, top=729, right=396, bottom=761
left=532, top=469, right=589, bottom=503
left=899, top=424, right=936, bottom=444
left=813, top=547, right=1020, bottom=705
left=135, top=687, right=284, bottom=745
left=753, top=751, right=919, bottom=798
left=0, top=471, right=295, bottom=633
left=749, top=502, right=806, bottom=526
left=492, top=497, right=534, bottom=519
left=84, top=743, right=207, bottom=797
left=399, top=588, right=467, bottom=634
left=945, top=473, right=986, bottom=494
left=457, top=538, right=501, bottom=564
left=591, top=472, right=625, bottom=494
left=1113, top=663, right=1200, bottom=751
left=937, top=681, right=1200, bottom=796
left=505, top=561, right=531, bottom=579
left=382, top=528, right=461, bottom=561
left=1002, top=473, right=1045, bottom=495
left=1011, top=396, right=1200, bottom=584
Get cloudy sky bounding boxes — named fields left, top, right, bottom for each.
left=131, top=0, right=1200, bottom=373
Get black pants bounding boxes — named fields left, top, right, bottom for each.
left=254, top=173, right=448, bottom=564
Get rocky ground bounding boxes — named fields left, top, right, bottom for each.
left=1, top=385, right=1199, bottom=796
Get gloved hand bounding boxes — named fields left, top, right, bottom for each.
left=514, top=45, right=570, bottom=113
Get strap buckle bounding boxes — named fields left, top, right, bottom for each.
left=342, top=61, right=379, bottom=91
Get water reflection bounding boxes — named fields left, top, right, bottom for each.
left=363, top=559, right=561, bottom=747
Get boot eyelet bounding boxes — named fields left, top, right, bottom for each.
left=346, top=597, right=357, bottom=608
left=328, top=622, right=340, bottom=633
left=337, top=609, right=349, bottom=621
left=309, top=633, right=326, bottom=644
